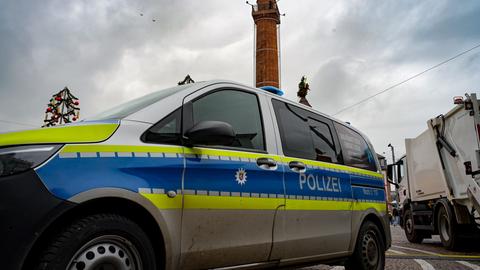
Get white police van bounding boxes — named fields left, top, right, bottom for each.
left=0, top=80, right=390, bottom=270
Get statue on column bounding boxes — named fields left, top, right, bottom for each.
left=297, top=76, right=311, bottom=107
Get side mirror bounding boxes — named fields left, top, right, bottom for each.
left=387, top=179, right=399, bottom=189
left=386, top=164, right=399, bottom=188
left=185, top=121, right=235, bottom=146
left=387, top=164, right=394, bottom=182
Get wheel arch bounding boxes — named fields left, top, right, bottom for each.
left=401, top=199, right=412, bottom=215
left=350, top=209, right=390, bottom=253
left=23, top=188, right=176, bottom=270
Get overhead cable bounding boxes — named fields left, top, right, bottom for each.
left=332, top=43, right=480, bottom=116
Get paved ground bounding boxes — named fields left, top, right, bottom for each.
left=299, top=225, right=480, bottom=270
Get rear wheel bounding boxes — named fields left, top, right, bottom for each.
left=35, top=213, right=157, bottom=270
left=345, top=220, right=385, bottom=270
left=437, top=203, right=461, bottom=250
left=404, top=209, right=426, bottom=243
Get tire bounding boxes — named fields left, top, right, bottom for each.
left=35, top=213, right=157, bottom=270
left=345, top=221, right=385, bottom=270
left=403, top=209, right=425, bottom=243
left=437, top=203, right=461, bottom=250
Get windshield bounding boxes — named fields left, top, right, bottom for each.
left=89, top=84, right=191, bottom=120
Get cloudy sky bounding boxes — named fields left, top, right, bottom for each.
left=1, top=0, right=479, bottom=160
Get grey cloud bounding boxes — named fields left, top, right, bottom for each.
left=0, top=0, right=245, bottom=129
left=1, top=0, right=479, bottom=161
left=308, top=57, right=369, bottom=114
left=276, top=0, right=480, bottom=158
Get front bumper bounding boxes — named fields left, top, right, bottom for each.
left=0, top=170, right=75, bottom=270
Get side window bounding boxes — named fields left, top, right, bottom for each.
left=272, top=100, right=314, bottom=160
left=272, top=100, right=339, bottom=163
left=141, top=108, right=182, bottom=145
left=308, top=118, right=338, bottom=163
left=334, top=123, right=377, bottom=171
left=191, top=90, right=265, bottom=151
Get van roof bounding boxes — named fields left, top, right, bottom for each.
left=195, top=80, right=370, bottom=140
left=91, top=79, right=371, bottom=144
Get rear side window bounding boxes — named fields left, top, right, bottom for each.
left=334, top=123, right=377, bottom=171
left=272, top=100, right=314, bottom=159
left=272, top=100, right=338, bottom=163
left=141, top=108, right=182, bottom=145
left=192, top=90, right=265, bottom=151
left=309, top=118, right=338, bottom=163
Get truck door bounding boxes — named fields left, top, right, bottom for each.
left=179, top=88, right=284, bottom=269
left=270, top=100, right=352, bottom=259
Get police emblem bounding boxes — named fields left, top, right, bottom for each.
left=235, top=168, right=247, bottom=185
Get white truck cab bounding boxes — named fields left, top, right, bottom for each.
left=389, top=93, right=480, bottom=249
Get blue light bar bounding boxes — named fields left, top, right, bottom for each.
left=260, top=86, right=284, bottom=96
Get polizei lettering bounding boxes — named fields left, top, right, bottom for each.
left=299, top=173, right=342, bottom=192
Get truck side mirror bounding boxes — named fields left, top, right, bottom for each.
left=387, top=164, right=394, bottom=181
left=387, top=180, right=399, bottom=189
left=386, top=164, right=399, bottom=188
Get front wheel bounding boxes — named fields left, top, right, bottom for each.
left=345, top=221, right=385, bottom=270
left=35, top=213, right=157, bottom=270
left=404, top=209, right=426, bottom=243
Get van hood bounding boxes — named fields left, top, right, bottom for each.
left=0, top=120, right=119, bottom=147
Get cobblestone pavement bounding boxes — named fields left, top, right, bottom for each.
left=298, top=225, right=480, bottom=270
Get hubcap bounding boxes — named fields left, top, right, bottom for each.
left=440, top=213, right=450, bottom=242
left=405, top=215, right=413, bottom=234
left=67, top=235, right=142, bottom=270
left=362, top=231, right=379, bottom=269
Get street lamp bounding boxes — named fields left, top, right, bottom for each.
left=388, top=143, right=396, bottom=184
left=387, top=143, right=395, bottom=164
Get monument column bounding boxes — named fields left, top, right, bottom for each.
left=252, top=0, right=281, bottom=88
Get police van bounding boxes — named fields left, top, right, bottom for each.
left=0, top=80, right=391, bottom=270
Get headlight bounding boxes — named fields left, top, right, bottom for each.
left=0, top=145, right=62, bottom=177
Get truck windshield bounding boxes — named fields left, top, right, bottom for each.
left=90, top=84, right=191, bottom=120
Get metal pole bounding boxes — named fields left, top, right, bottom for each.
left=253, top=23, right=256, bottom=87
left=59, top=89, right=66, bottom=125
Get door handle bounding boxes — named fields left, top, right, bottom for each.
left=289, top=161, right=306, bottom=172
left=256, top=157, right=277, bottom=170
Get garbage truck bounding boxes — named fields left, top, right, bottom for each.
left=389, top=93, right=480, bottom=249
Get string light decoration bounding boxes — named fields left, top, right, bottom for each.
left=42, top=87, right=80, bottom=127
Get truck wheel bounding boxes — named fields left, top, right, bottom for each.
left=345, top=221, right=385, bottom=270
left=404, top=209, right=425, bottom=243
left=437, top=204, right=460, bottom=250
left=35, top=213, right=157, bottom=270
